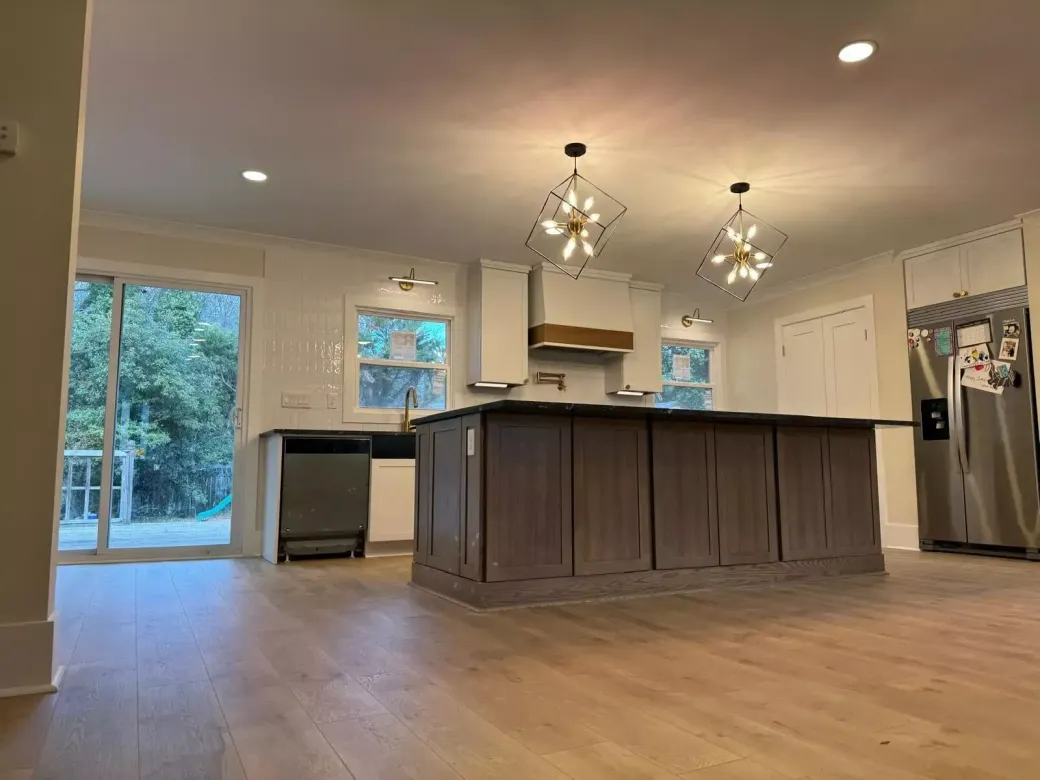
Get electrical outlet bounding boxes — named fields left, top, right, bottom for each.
left=0, top=121, right=19, bottom=156
left=281, top=392, right=313, bottom=409
left=326, top=393, right=339, bottom=409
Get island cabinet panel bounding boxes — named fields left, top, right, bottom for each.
left=651, top=422, right=719, bottom=569
left=573, top=419, right=652, bottom=575
left=414, top=427, right=431, bottom=566
left=775, top=427, right=881, bottom=561
left=714, top=424, right=779, bottom=565
left=459, top=413, right=484, bottom=581
left=776, top=427, right=832, bottom=561
left=424, top=418, right=464, bottom=574
left=485, top=414, right=572, bottom=581
left=827, top=428, right=882, bottom=556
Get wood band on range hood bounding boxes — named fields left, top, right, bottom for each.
left=528, top=324, right=634, bottom=352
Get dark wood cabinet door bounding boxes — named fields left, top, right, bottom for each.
left=777, top=427, right=831, bottom=561
left=651, top=422, right=719, bottom=569
left=573, top=418, right=652, bottom=575
left=715, top=424, right=778, bottom=565
left=827, top=428, right=882, bottom=556
left=426, top=418, right=463, bottom=574
left=485, top=414, right=572, bottom=581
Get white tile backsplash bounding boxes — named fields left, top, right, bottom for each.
left=261, top=245, right=661, bottom=429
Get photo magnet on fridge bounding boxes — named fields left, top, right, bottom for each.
left=907, top=328, right=921, bottom=349
left=999, top=337, right=1020, bottom=361
left=1003, top=320, right=1021, bottom=339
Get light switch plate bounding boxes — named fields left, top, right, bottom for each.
left=281, top=392, right=313, bottom=409
left=326, top=393, right=339, bottom=409
left=0, top=120, right=19, bottom=155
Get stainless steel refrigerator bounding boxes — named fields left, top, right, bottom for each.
left=909, top=289, right=1040, bottom=554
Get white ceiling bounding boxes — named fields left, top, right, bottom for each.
left=82, top=0, right=1040, bottom=297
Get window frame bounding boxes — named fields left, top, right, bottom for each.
left=354, top=307, right=452, bottom=413
left=657, top=339, right=717, bottom=410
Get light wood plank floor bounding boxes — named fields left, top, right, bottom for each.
left=2, top=550, right=1039, bottom=779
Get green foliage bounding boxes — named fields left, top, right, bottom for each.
left=656, top=344, right=713, bottom=410
left=357, top=314, right=447, bottom=409
left=65, top=283, right=240, bottom=520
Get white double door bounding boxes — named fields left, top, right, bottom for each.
left=778, top=305, right=877, bottom=418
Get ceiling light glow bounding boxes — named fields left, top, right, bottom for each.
left=242, top=170, right=268, bottom=182
left=838, top=41, right=876, bottom=63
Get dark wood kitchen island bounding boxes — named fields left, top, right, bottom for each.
left=410, top=401, right=913, bottom=608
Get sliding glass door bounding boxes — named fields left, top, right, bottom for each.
left=58, top=276, right=246, bottom=559
left=58, top=278, right=115, bottom=552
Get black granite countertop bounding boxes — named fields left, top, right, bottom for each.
left=260, top=429, right=414, bottom=437
left=413, top=400, right=915, bottom=429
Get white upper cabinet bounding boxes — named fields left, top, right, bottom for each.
left=961, top=230, right=1026, bottom=297
left=904, top=226, right=1025, bottom=309
left=904, top=246, right=963, bottom=309
left=466, top=260, right=530, bottom=386
left=604, top=282, right=664, bottom=395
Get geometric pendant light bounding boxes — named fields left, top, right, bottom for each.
left=696, top=182, right=787, bottom=301
left=525, top=142, right=627, bottom=280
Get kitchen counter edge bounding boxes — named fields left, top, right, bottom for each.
left=411, top=400, right=914, bottom=429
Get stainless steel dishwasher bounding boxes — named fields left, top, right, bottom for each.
left=279, top=435, right=370, bottom=560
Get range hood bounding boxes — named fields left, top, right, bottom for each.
left=528, top=262, right=634, bottom=352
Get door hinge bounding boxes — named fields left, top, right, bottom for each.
left=782, top=346, right=786, bottom=357
left=233, top=408, right=244, bottom=430
left=864, top=329, right=868, bottom=341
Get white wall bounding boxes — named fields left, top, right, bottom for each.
left=1023, top=212, right=1040, bottom=420
left=726, top=256, right=919, bottom=549
left=660, top=293, right=729, bottom=409
left=1, top=0, right=91, bottom=694
left=77, top=216, right=723, bottom=556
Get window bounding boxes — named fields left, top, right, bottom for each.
left=357, top=311, right=449, bottom=410
left=655, top=342, right=715, bottom=410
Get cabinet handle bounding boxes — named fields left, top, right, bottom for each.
left=952, top=290, right=969, bottom=298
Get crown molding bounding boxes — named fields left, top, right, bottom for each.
left=477, top=258, right=532, bottom=274
left=738, top=251, right=897, bottom=308
left=79, top=210, right=463, bottom=269
left=533, top=260, right=633, bottom=283
left=629, top=280, right=665, bottom=292
left=896, top=219, right=1022, bottom=262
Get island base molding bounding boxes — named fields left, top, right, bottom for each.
left=412, top=554, right=886, bottom=610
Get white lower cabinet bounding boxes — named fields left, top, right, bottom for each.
left=368, top=459, right=415, bottom=543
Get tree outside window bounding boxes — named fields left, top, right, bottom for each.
left=656, top=342, right=714, bottom=410
left=357, top=312, right=449, bottom=410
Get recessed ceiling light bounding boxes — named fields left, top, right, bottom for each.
left=241, top=170, right=268, bottom=182
left=838, top=41, right=876, bottom=63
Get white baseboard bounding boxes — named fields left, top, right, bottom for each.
left=882, top=522, right=920, bottom=551
left=0, top=664, right=64, bottom=699
left=364, top=540, right=414, bottom=558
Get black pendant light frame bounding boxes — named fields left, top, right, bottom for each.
left=695, top=182, right=788, bottom=302
left=525, top=143, right=627, bottom=280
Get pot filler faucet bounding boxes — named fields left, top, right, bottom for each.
left=402, top=386, right=418, bottom=432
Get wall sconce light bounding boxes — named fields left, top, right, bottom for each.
left=389, top=268, right=438, bottom=291
left=682, top=308, right=714, bottom=327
